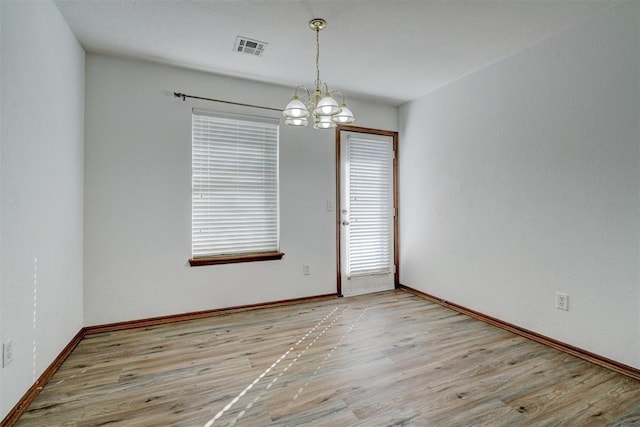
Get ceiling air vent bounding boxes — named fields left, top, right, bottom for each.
left=234, top=36, right=267, bottom=56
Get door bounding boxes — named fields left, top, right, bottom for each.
left=338, top=129, right=397, bottom=296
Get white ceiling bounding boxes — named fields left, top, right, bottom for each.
left=54, top=0, right=616, bottom=106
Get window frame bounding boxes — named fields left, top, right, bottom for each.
left=189, top=109, right=284, bottom=267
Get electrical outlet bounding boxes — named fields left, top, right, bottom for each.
left=556, top=292, right=569, bottom=311
left=3, top=340, right=14, bottom=368
left=302, top=264, right=311, bottom=275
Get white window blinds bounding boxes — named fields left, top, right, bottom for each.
left=192, top=111, right=279, bottom=258
left=346, top=135, right=394, bottom=277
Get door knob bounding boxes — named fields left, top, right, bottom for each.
left=342, top=220, right=350, bottom=226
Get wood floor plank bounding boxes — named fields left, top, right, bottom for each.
left=15, top=290, right=640, bottom=426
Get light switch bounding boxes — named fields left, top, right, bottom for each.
left=327, top=200, right=335, bottom=212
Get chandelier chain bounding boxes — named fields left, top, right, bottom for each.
left=315, top=27, right=321, bottom=89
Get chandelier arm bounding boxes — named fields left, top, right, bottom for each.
left=294, top=84, right=311, bottom=101
left=331, top=91, right=345, bottom=104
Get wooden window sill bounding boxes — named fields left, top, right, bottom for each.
left=189, top=252, right=284, bottom=267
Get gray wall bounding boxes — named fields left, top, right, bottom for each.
left=0, top=0, right=85, bottom=417
left=83, top=54, right=398, bottom=326
left=399, top=1, right=640, bottom=368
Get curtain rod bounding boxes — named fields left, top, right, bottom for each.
left=174, top=92, right=283, bottom=113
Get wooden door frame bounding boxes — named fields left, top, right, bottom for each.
left=335, top=125, right=399, bottom=297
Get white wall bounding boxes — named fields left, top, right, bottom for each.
left=0, top=0, right=85, bottom=418
left=84, top=54, right=397, bottom=326
left=400, top=1, right=640, bottom=369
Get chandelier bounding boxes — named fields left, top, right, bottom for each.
left=283, top=18, right=355, bottom=129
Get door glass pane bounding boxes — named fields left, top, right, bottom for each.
left=346, top=136, right=393, bottom=277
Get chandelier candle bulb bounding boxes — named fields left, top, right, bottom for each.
left=285, top=117, right=308, bottom=126
left=315, top=94, right=340, bottom=116
left=332, top=103, right=355, bottom=124
left=283, top=18, right=355, bottom=128
left=316, top=115, right=335, bottom=129
left=283, top=94, right=309, bottom=118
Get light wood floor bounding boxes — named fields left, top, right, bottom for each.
left=16, top=290, right=640, bottom=426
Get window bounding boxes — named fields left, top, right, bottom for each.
left=190, top=110, right=283, bottom=266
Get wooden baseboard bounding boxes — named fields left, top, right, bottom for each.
left=1, top=329, right=86, bottom=426
left=85, top=293, right=339, bottom=335
left=399, top=284, right=640, bottom=381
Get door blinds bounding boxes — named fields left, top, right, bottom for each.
left=192, top=111, right=279, bottom=258
left=346, top=136, right=393, bottom=277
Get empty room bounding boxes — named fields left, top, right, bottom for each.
left=1, top=0, right=639, bottom=425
